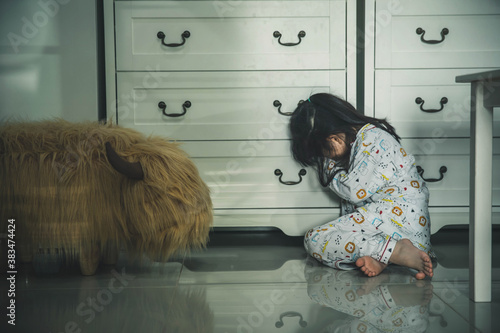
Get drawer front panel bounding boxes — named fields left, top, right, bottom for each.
left=375, top=15, right=500, bottom=69
left=428, top=208, right=500, bottom=234
left=117, top=70, right=346, bottom=140
left=405, top=138, right=500, bottom=207
left=213, top=208, right=340, bottom=236
left=181, top=141, right=340, bottom=209
left=214, top=208, right=500, bottom=235
left=375, top=69, right=500, bottom=138
left=181, top=138, right=500, bottom=210
left=376, top=0, right=500, bottom=16
left=115, top=1, right=345, bottom=70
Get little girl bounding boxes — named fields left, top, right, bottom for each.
left=289, top=93, right=434, bottom=279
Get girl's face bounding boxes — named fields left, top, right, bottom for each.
left=323, top=133, right=348, bottom=159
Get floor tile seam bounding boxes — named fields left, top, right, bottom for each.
left=430, top=279, right=470, bottom=285
left=431, top=290, right=482, bottom=332
left=174, top=281, right=310, bottom=287
left=15, top=287, right=121, bottom=291
left=15, top=279, right=478, bottom=291
left=17, top=285, right=181, bottom=290
left=174, top=280, right=453, bottom=287
left=430, top=280, right=469, bottom=287
left=295, top=281, right=436, bottom=288
left=177, top=252, right=186, bottom=286
left=167, top=252, right=188, bottom=308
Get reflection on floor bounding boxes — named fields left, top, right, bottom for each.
left=1, top=226, right=499, bottom=333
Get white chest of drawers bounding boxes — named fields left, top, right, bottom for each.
left=114, top=1, right=347, bottom=71
left=104, top=0, right=357, bottom=236
left=364, top=0, right=500, bottom=232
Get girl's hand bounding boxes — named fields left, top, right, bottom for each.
left=324, top=133, right=348, bottom=159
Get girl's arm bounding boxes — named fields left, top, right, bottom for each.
left=328, top=129, right=401, bottom=204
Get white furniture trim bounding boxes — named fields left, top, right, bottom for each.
left=456, top=69, right=500, bottom=303
left=104, top=0, right=116, bottom=120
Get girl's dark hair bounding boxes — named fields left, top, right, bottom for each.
left=289, top=93, right=400, bottom=187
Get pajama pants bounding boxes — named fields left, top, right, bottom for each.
left=304, top=205, right=433, bottom=270
left=305, top=259, right=430, bottom=333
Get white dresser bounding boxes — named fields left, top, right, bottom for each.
left=364, top=0, right=500, bottom=232
left=104, top=0, right=358, bottom=236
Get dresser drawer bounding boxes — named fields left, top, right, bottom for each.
left=181, top=141, right=340, bottom=210
left=377, top=0, right=500, bottom=16
left=374, top=69, right=500, bottom=138
left=374, top=0, right=500, bottom=69
left=213, top=209, right=340, bottom=236
left=429, top=208, right=500, bottom=234
left=115, top=1, right=345, bottom=71
left=405, top=138, right=500, bottom=207
left=116, top=70, right=345, bottom=140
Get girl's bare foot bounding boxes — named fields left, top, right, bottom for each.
left=355, top=256, right=388, bottom=277
left=390, top=239, right=433, bottom=280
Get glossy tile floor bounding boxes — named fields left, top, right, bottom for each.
left=2, top=226, right=499, bottom=333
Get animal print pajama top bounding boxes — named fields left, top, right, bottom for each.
left=304, top=124, right=434, bottom=270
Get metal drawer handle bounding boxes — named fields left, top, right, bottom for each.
left=417, top=166, right=447, bottom=182
left=273, top=30, right=306, bottom=46
left=416, top=27, right=449, bottom=44
left=415, top=97, right=448, bottom=113
left=273, top=100, right=305, bottom=116
left=275, top=311, right=307, bottom=328
left=158, top=101, right=191, bottom=117
left=274, top=169, right=306, bottom=185
left=157, top=30, right=190, bottom=47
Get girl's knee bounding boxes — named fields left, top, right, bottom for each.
left=303, top=228, right=314, bottom=253
left=304, top=228, right=314, bottom=240
left=304, top=227, right=325, bottom=255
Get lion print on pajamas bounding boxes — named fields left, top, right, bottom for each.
left=304, top=124, right=435, bottom=270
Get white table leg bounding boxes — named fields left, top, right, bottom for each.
left=469, top=82, right=493, bottom=302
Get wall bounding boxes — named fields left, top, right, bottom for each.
left=0, top=0, right=102, bottom=122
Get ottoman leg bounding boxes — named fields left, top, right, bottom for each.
left=102, top=241, right=119, bottom=265
left=79, top=243, right=100, bottom=276
left=18, top=243, right=33, bottom=263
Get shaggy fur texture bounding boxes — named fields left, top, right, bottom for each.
left=0, top=120, right=213, bottom=270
